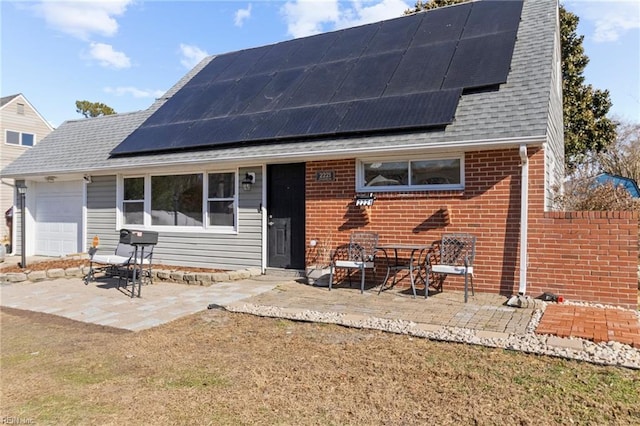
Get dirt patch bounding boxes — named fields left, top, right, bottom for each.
left=1, top=307, right=639, bottom=424
left=0, top=258, right=226, bottom=274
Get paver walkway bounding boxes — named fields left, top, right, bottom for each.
left=236, top=281, right=535, bottom=334
left=0, top=277, right=280, bottom=331
left=536, top=303, right=640, bottom=348
left=1, top=272, right=639, bottom=350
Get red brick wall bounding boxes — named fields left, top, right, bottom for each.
left=305, top=147, right=639, bottom=309
left=528, top=211, right=639, bottom=309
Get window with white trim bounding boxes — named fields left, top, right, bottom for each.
left=358, top=156, right=463, bottom=191
left=207, top=173, right=235, bottom=227
left=5, top=130, right=35, bottom=147
left=120, top=171, right=237, bottom=231
left=151, top=174, right=203, bottom=226
left=123, top=177, right=144, bottom=225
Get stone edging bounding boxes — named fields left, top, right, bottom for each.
left=224, top=302, right=640, bottom=370
left=0, top=266, right=264, bottom=286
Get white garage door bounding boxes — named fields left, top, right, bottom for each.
left=35, top=181, right=82, bottom=256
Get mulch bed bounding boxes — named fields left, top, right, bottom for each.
left=0, top=258, right=225, bottom=274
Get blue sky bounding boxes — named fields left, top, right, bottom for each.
left=1, top=0, right=638, bottom=128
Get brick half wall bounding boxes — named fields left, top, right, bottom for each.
left=528, top=211, right=639, bottom=309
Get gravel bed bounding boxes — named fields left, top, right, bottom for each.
left=225, top=301, right=640, bottom=370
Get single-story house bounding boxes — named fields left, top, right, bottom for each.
left=3, top=0, right=637, bottom=308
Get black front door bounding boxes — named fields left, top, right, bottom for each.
left=267, top=163, right=305, bottom=269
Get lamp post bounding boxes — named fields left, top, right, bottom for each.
left=16, top=181, right=27, bottom=269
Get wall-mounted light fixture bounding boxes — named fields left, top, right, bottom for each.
left=45, top=176, right=56, bottom=183
left=15, top=180, right=27, bottom=269
left=242, top=172, right=256, bottom=191
left=16, top=180, right=27, bottom=195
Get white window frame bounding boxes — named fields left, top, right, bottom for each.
left=357, top=153, right=465, bottom=192
left=117, top=170, right=239, bottom=234
left=122, top=176, right=145, bottom=226
left=5, top=130, right=35, bottom=147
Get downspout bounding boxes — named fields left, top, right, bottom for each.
left=518, top=145, right=529, bottom=295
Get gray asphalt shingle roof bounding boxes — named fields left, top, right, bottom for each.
left=2, top=0, right=557, bottom=179
left=0, top=94, right=20, bottom=108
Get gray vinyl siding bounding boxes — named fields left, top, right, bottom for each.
left=85, top=169, right=264, bottom=271
left=151, top=167, right=263, bottom=270
left=86, top=175, right=118, bottom=249
left=545, top=16, right=565, bottom=211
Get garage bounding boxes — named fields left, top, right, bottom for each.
left=34, top=181, right=83, bottom=256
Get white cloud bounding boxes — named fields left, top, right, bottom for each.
left=280, top=0, right=410, bottom=38
left=104, top=86, right=165, bottom=99
left=281, top=0, right=340, bottom=38
left=179, top=43, right=209, bottom=69
left=88, top=42, right=131, bottom=69
left=567, top=1, right=640, bottom=43
left=33, top=0, right=133, bottom=40
left=235, top=4, right=252, bottom=27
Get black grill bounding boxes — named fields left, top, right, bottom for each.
left=119, top=229, right=158, bottom=245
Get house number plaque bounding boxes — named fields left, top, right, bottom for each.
left=316, top=171, right=335, bottom=182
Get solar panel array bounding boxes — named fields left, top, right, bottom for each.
left=111, top=0, right=523, bottom=156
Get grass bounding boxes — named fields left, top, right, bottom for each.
left=1, top=306, right=639, bottom=425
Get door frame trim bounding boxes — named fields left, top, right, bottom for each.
left=264, top=162, right=306, bottom=269
left=261, top=164, right=267, bottom=273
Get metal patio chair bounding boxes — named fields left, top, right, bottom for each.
left=328, top=232, right=379, bottom=294
left=84, top=242, right=154, bottom=289
left=425, top=233, right=476, bottom=302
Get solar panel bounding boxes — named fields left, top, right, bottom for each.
left=442, top=30, right=518, bottom=89
left=140, top=85, right=204, bottom=126
left=111, top=0, right=523, bottom=156
left=110, top=122, right=192, bottom=155
left=331, top=51, right=403, bottom=102
left=242, top=68, right=307, bottom=114
left=245, top=39, right=300, bottom=76
left=287, top=31, right=340, bottom=69
left=410, top=3, right=472, bottom=47
left=186, top=114, right=265, bottom=146
left=170, top=81, right=235, bottom=122
left=363, top=13, right=421, bottom=55
left=385, top=41, right=457, bottom=95
left=306, top=103, right=350, bottom=135
left=183, top=53, right=236, bottom=87
left=214, top=46, right=268, bottom=82
left=321, top=23, right=378, bottom=62
left=274, top=108, right=324, bottom=138
left=462, top=0, right=523, bottom=38
left=339, top=89, right=461, bottom=133
left=282, top=60, right=356, bottom=108
left=204, top=74, right=272, bottom=117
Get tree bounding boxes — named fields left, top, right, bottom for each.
left=559, top=6, right=616, bottom=170
left=75, top=100, right=116, bottom=118
left=404, top=0, right=465, bottom=12
left=555, top=118, right=640, bottom=211
left=597, top=119, right=640, bottom=185
left=404, top=1, right=617, bottom=171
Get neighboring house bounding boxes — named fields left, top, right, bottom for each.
left=2, top=0, right=637, bottom=308
left=0, top=94, right=54, bottom=252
